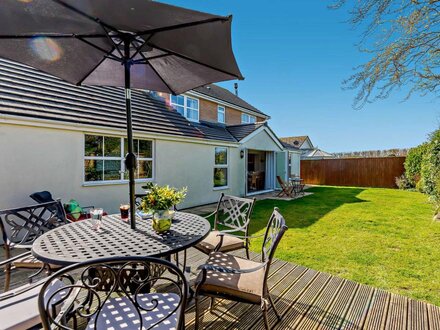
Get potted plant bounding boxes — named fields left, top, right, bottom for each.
left=139, top=184, right=187, bottom=233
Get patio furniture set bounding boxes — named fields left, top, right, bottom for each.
left=276, top=176, right=306, bottom=198
left=0, top=193, right=288, bottom=330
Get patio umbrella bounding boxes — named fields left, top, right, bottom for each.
left=0, top=0, right=243, bottom=229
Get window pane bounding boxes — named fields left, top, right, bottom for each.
left=85, top=135, right=103, bottom=157
left=218, top=106, right=225, bottom=123
left=186, top=97, right=199, bottom=110
left=250, top=116, right=256, bottom=123
left=85, top=159, right=103, bottom=181
left=241, top=114, right=249, bottom=123
left=187, top=108, right=198, bottom=121
left=104, top=137, right=121, bottom=157
left=124, top=138, right=138, bottom=156
left=215, top=147, right=228, bottom=165
left=138, top=160, right=153, bottom=179
left=171, top=95, right=184, bottom=106
left=214, top=168, right=228, bottom=187
left=103, top=160, right=121, bottom=181
left=138, top=140, right=152, bottom=158
left=173, top=105, right=185, bottom=116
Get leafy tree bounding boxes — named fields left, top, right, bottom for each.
left=420, top=129, right=440, bottom=214
left=404, top=142, right=430, bottom=188
left=332, top=0, right=440, bottom=108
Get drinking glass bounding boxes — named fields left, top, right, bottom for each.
left=120, top=204, right=130, bottom=221
left=90, top=208, right=103, bottom=230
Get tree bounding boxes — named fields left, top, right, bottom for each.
left=332, top=0, right=440, bottom=108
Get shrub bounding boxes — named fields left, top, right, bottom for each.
left=420, top=129, right=440, bottom=214
left=395, top=174, right=412, bottom=190
left=404, top=143, right=430, bottom=187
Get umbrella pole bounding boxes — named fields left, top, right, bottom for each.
left=124, top=39, right=137, bottom=230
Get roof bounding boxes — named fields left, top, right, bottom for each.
left=281, top=141, right=300, bottom=151
left=303, top=149, right=334, bottom=159
left=226, top=122, right=265, bottom=141
left=193, top=84, right=268, bottom=118
left=0, top=59, right=244, bottom=143
left=280, top=136, right=311, bottom=148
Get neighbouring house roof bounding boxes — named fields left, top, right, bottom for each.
left=0, top=59, right=266, bottom=143
left=280, top=136, right=311, bottom=148
left=281, top=141, right=300, bottom=151
left=302, top=148, right=334, bottom=159
left=193, top=84, right=268, bottom=118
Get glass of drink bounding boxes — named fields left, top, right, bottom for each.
left=120, top=204, right=130, bottom=221
left=90, top=208, right=103, bottom=230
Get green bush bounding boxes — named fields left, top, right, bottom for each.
left=404, top=143, right=430, bottom=187
left=420, top=129, right=440, bottom=214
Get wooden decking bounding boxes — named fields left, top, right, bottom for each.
left=1, top=248, right=440, bottom=329
left=182, top=248, right=440, bottom=330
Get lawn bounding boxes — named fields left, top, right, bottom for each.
left=248, top=186, right=440, bottom=306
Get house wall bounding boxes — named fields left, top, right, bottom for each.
left=0, top=123, right=243, bottom=214
left=241, top=130, right=283, bottom=152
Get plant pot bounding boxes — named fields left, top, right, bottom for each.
left=152, top=209, right=174, bottom=233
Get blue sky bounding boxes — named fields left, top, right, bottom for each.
left=163, top=0, right=439, bottom=152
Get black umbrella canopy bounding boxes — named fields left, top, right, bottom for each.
left=0, top=0, right=243, bottom=93
left=0, top=0, right=244, bottom=228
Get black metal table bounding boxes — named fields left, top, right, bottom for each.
left=32, top=212, right=211, bottom=266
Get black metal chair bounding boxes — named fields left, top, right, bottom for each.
left=194, top=207, right=288, bottom=330
left=0, top=200, right=68, bottom=292
left=194, top=193, right=256, bottom=259
left=38, top=256, right=188, bottom=330
left=30, top=190, right=95, bottom=221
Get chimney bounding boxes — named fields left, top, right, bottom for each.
left=234, top=82, right=238, bottom=96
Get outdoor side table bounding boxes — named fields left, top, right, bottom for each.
left=32, top=212, right=211, bottom=266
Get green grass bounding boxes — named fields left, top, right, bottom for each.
left=247, top=186, right=440, bottom=306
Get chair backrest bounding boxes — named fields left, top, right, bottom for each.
left=276, top=176, right=289, bottom=189
left=29, top=191, right=54, bottom=204
left=214, top=194, right=256, bottom=234
left=0, top=200, right=67, bottom=248
left=39, top=256, right=188, bottom=330
left=261, top=208, right=288, bottom=279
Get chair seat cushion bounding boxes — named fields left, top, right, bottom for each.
left=195, top=231, right=245, bottom=255
left=12, top=254, right=61, bottom=269
left=196, top=252, right=265, bottom=304
left=0, top=279, right=65, bottom=330
left=86, top=293, right=180, bottom=330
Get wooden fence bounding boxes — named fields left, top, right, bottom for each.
left=300, top=157, right=406, bottom=188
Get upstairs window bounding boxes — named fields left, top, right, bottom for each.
left=217, top=105, right=226, bottom=123
left=241, top=113, right=256, bottom=124
left=170, top=95, right=199, bottom=122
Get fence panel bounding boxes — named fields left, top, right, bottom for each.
left=300, top=157, right=406, bottom=188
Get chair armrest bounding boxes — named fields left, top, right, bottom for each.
left=197, top=261, right=267, bottom=275
left=80, top=206, right=94, bottom=211
left=203, top=210, right=217, bottom=220
left=0, top=251, right=32, bottom=267
left=11, top=244, right=34, bottom=250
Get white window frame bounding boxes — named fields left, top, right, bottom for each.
left=83, top=134, right=154, bottom=185
left=217, top=105, right=226, bottom=123
left=170, top=94, right=199, bottom=122
left=241, top=113, right=256, bottom=124
left=213, top=146, right=229, bottom=190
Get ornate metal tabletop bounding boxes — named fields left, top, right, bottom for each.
left=32, top=212, right=211, bottom=266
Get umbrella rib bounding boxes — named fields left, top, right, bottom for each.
left=146, top=42, right=244, bottom=80
left=51, top=0, right=120, bottom=34
left=129, top=34, right=156, bottom=61
left=76, top=37, right=121, bottom=62
left=137, top=51, right=177, bottom=95
left=134, top=16, right=230, bottom=37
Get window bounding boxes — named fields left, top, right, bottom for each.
left=241, top=113, right=256, bottom=124
left=170, top=95, right=199, bottom=122
left=217, top=105, right=225, bottom=123
left=214, top=147, right=228, bottom=188
left=84, top=134, right=153, bottom=183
